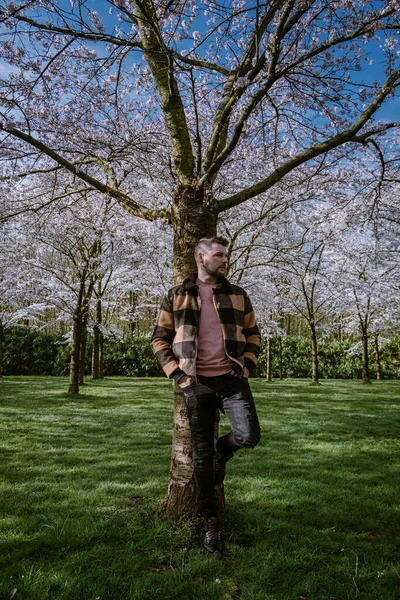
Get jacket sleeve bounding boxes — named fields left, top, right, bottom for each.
left=242, top=293, right=261, bottom=372
left=151, top=291, right=184, bottom=380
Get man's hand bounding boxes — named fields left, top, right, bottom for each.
left=230, top=367, right=250, bottom=379
left=178, top=374, right=193, bottom=388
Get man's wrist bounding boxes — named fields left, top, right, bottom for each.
left=178, top=374, right=193, bottom=388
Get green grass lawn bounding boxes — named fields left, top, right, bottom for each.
left=1, top=377, right=399, bottom=600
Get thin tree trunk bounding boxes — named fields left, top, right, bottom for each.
left=286, top=314, right=291, bottom=336
left=92, top=323, right=100, bottom=380
left=99, top=332, right=104, bottom=378
left=68, top=272, right=94, bottom=394
left=69, top=310, right=83, bottom=394
left=278, top=337, right=283, bottom=380
left=92, top=297, right=103, bottom=380
left=265, top=337, right=272, bottom=382
left=361, top=332, right=371, bottom=384
left=310, top=322, right=319, bottom=385
left=374, top=334, right=383, bottom=381
left=354, top=293, right=371, bottom=384
left=0, top=320, right=3, bottom=379
left=79, top=318, right=88, bottom=385
left=129, top=291, right=138, bottom=336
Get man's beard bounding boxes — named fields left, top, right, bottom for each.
left=203, top=259, right=225, bottom=278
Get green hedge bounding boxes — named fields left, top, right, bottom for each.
left=1, top=327, right=163, bottom=377
left=2, top=327, right=399, bottom=379
left=102, top=337, right=163, bottom=377
left=2, top=328, right=69, bottom=376
left=256, top=336, right=400, bottom=379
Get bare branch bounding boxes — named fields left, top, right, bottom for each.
left=1, top=125, right=170, bottom=221
left=217, top=71, right=400, bottom=213
left=0, top=8, right=142, bottom=49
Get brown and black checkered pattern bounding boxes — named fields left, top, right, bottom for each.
left=151, top=274, right=261, bottom=380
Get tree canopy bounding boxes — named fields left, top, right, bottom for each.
left=0, top=0, right=399, bottom=228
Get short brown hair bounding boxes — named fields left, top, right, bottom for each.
left=194, top=236, right=229, bottom=258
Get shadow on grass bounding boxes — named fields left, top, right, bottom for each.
left=1, top=377, right=400, bottom=599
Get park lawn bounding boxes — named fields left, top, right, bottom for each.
left=0, top=377, right=399, bottom=600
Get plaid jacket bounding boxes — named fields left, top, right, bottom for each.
left=151, top=273, right=261, bottom=381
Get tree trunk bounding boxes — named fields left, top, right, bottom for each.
left=92, top=323, right=100, bottom=380
left=69, top=310, right=83, bottom=394
left=278, top=337, right=283, bottom=380
left=129, top=291, right=138, bottom=336
left=92, top=297, right=103, bottom=380
left=265, top=337, right=272, bottom=382
left=361, top=332, right=371, bottom=384
left=165, top=188, right=218, bottom=516
left=99, top=333, right=104, bottom=379
left=338, top=321, right=343, bottom=342
left=166, top=383, right=198, bottom=516
left=310, top=321, right=319, bottom=385
left=0, top=320, right=3, bottom=379
left=374, top=334, right=383, bottom=381
left=79, top=318, right=88, bottom=385
left=286, top=314, right=291, bottom=336
left=68, top=275, right=92, bottom=394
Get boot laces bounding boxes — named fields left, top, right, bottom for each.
left=206, top=519, right=221, bottom=541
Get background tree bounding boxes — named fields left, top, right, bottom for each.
left=334, top=234, right=399, bottom=384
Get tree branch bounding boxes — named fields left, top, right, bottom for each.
left=0, top=9, right=142, bottom=49
left=170, top=51, right=230, bottom=76
left=202, top=5, right=400, bottom=188
left=132, top=0, right=194, bottom=186
left=1, top=126, right=170, bottom=221
left=201, top=2, right=286, bottom=177
left=217, top=71, right=400, bottom=213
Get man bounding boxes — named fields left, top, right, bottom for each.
left=152, top=237, right=261, bottom=554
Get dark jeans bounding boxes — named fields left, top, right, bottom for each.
left=183, top=373, right=261, bottom=517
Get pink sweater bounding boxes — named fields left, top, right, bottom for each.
left=196, top=279, right=232, bottom=376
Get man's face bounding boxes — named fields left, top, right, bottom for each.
left=200, top=243, right=228, bottom=277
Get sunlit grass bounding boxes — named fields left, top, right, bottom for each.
left=1, top=376, right=399, bottom=599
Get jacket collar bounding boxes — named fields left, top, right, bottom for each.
left=182, top=272, right=233, bottom=294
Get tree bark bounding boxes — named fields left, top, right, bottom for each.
left=374, top=334, right=383, bottom=381
left=361, top=332, right=371, bottom=384
left=99, top=333, right=104, bottom=379
left=286, top=314, right=291, bottom=336
left=69, top=309, right=83, bottom=394
left=171, top=186, right=218, bottom=281
left=265, top=337, right=272, bottom=382
left=166, top=383, right=198, bottom=517
left=129, top=291, right=138, bottom=336
left=0, top=320, right=3, bottom=379
left=310, top=321, right=319, bottom=385
left=68, top=272, right=94, bottom=394
left=92, top=324, right=100, bottom=380
left=165, top=188, right=219, bottom=516
left=79, top=317, right=88, bottom=385
left=353, top=292, right=372, bottom=384
left=92, top=297, right=103, bottom=380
